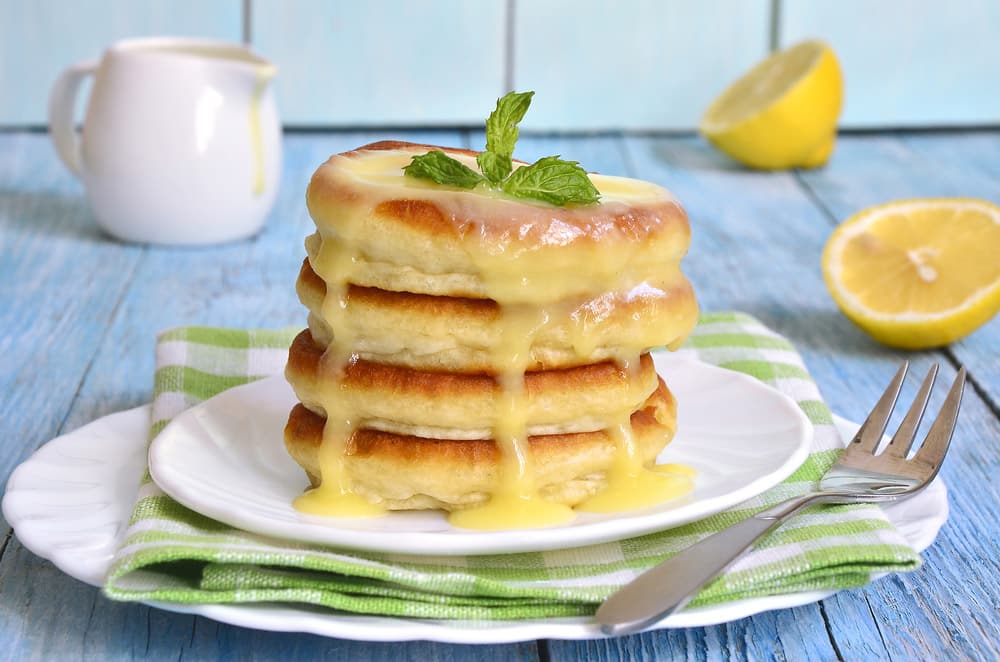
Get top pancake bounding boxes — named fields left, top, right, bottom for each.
left=305, top=141, right=692, bottom=304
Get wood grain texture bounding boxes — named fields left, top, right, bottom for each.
left=792, top=134, right=1000, bottom=662
left=251, top=0, right=506, bottom=126
left=513, top=0, right=770, bottom=131
left=1, top=130, right=997, bottom=659
left=780, top=0, right=1000, bottom=127
left=897, top=132, right=1000, bottom=410
left=0, top=0, right=242, bottom=125
left=0, top=132, right=143, bottom=523
left=797, top=132, right=1000, bottom=407
left=548, top=603, right=839, bottom=661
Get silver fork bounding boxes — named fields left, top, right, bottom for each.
left=597, top=362, right=966, bottom=636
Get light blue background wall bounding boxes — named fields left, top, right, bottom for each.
left=1, top=0, right=998, bottom=129
left=0, top=1, right=242, bottom=125
left=780, top=0, right=1000, bottom=128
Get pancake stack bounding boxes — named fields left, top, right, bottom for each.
left=284, top=141, right=698, bottom=529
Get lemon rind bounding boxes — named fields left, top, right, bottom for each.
left=699, top=40, right=829, bottom=134
left=822, top=197, right=1000, bottom=347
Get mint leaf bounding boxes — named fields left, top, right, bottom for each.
left=403, top=150, right=485, bottom=189
left=478, top=91, right=534, bottom=183
left=403, top=91, right=600, bottom=206
left=476, top=151, right=511, bottom=185
left=502, top=156, right=600, bottom=206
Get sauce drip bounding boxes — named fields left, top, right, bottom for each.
left=294, top=149, right=695, bottom=526
left=577, top=356, right=694, bottom=514
left=576, top=418, right=694, bottom=514
left=248, top=71, right=269, bottom=196
left=293, top=227, right=386, bottom=518
left=447, top=307, right=574, bottom=530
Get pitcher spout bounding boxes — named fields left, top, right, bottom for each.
left=253, top=62, right=278, bottom=85
left=222, top=48, right=277, bottom=91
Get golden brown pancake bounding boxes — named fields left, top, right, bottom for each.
left=284, top=140, right=698, bottom=519
left=296, top=258, right=698, bottom=371
left=284, top=378, right=678, bottom=510
left=304, top=141, right=693, bottom=305
left=285, top=329, right=659, bottom=438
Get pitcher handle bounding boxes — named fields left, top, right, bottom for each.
left=48, top=60, right=97, bottom=178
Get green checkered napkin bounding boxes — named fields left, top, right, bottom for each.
left=103, top=313, right=920, bottom=619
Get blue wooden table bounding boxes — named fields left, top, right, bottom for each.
left=1, top=129, right=997, bottom=660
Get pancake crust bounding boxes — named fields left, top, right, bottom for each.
left=309, top=141, right=689, bottom=249
left=285, top=329, right=659, bottom=438
left=284, top=378, right=678, bottom=510
left=304, top=142, right=693, bottom=305
left=296, top=258, right=698, bottom=371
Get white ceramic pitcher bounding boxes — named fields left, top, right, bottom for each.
left=49, top=37, right=281, bottom=245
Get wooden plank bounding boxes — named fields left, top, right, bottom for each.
left=798, top=132, right=1000, bottom=407
left=621, top=134, right=842, bottom=323
left=0, top=132, right=143, bottom=520
left=791, top=134, right=1000, bottom=660
left=0, top=0, right=243, bottom=125
left=548, top=603, right=839, bottom=661
left=1, top=130, right=537, bottom=660
left=780, top=0, right=1000, bottom=127
left=251, top=1, right=506, bottom=126
left=820, top=423, right=1000, bottom=662
left=514, top=0, right=770, bottom=130
left=896, top=132, right=1000, bottom=409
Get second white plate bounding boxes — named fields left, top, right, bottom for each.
left=148, top=354, right=813, bottom=555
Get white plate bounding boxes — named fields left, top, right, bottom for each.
left=147, top=354, right=814, bottom=555
left=2, top=405, right=149, bottom=586
left=2, top=404, right=948, bottom=642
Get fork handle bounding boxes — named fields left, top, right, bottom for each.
left=596, top=493, right=820, bottom=636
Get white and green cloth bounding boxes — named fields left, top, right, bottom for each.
left=104, top=313, right=920, bottom=620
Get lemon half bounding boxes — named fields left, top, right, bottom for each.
left=701, top=40, right=843, bottom=170
left=822, top=198, right=1000, bottom=349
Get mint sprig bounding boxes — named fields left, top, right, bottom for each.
left=478, top=91, right=533, bottom=183
left=404, top=91, right=600, bottom=207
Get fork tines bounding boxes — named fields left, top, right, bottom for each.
left=847, top=362, right=966, bottom=472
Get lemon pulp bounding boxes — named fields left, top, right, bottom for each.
left=822, top=198, right=1000, bottom=348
